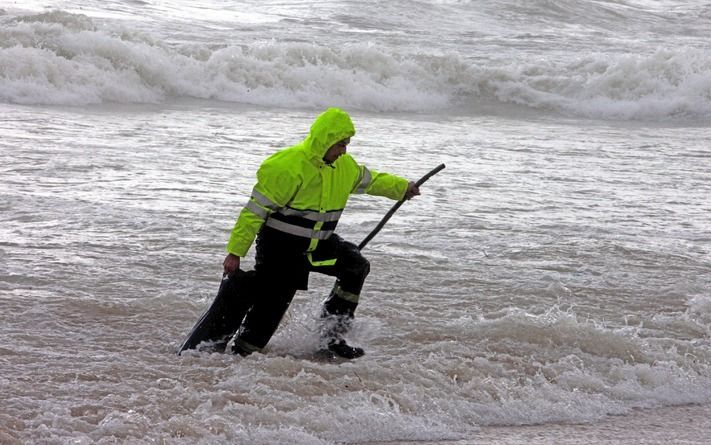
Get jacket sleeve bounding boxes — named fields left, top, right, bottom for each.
left=352, top=163, right=409, bottom=201
left=226, top=158, right=300, bottom=257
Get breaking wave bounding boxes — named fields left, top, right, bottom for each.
left=2, top=10, right=710, bottom=120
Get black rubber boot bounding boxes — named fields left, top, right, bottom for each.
left=319, top=281, right=364, bottom=358
left=327, top=339, right=365, bottom=359
left=231, top=342, right=251, bottom=357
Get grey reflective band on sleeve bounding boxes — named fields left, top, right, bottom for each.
left=278, top=207, right=343, bottom=222
left=355, top=167, right=372, bottom=194
left=245, top=199, right=270, bottom=220
left=251, top=189, right=281, bottom=210
left=265, top=219, right=334, bottom=240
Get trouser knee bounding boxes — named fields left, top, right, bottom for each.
left=338, top=252, right=370, bottom=295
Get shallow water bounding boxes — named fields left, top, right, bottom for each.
left=2, top=102, right=710, bottom=444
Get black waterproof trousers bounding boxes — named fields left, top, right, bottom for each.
left=226, top=229, right=370, bottom=355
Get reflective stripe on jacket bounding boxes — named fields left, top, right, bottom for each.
left=226, top=108, right=408, bottom=258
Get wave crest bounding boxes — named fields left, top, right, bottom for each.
left=1, top=10, right=710, bottom=120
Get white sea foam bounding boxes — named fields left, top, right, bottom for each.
left=2, top=10, right=710, bottom=120
left=3, top=2, right=711, bottom=443
left=3, top=103, right=711, bottom=443
left=687, top=295, right=711, bottom=327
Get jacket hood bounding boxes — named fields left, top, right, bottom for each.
left=301, top=108, right=356, bottom=161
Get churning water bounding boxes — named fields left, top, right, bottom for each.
left=1, top=1, right=710, bottom=444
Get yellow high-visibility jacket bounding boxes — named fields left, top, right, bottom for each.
left=226, top=108, right=408, bottom=262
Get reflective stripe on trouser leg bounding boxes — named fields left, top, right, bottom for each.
left=320, top=281, right=360, bottom=340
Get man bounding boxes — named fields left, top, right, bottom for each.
left=222, top=107, right=419, bottom=359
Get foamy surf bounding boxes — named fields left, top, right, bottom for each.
left=3, top=1, right=711, bottom=443
left=3, top=99, right=710, bottom=444
left=2, top=9, right=710, bottom=120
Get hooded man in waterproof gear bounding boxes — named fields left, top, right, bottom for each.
left=222, top=108, right=420, bottom=359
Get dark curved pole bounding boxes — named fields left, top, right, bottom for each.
left=358, top=163, right=445, bottom=250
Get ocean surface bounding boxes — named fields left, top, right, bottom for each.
left=1, top=1, right=710, bottom=444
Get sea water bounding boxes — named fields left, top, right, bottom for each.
left=1, top=1, right=710, bottom=444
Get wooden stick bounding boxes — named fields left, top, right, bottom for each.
left=358, top=163, right=445, bottom=250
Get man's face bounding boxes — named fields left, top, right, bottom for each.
left=323, top=138, right=350, bottom=164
